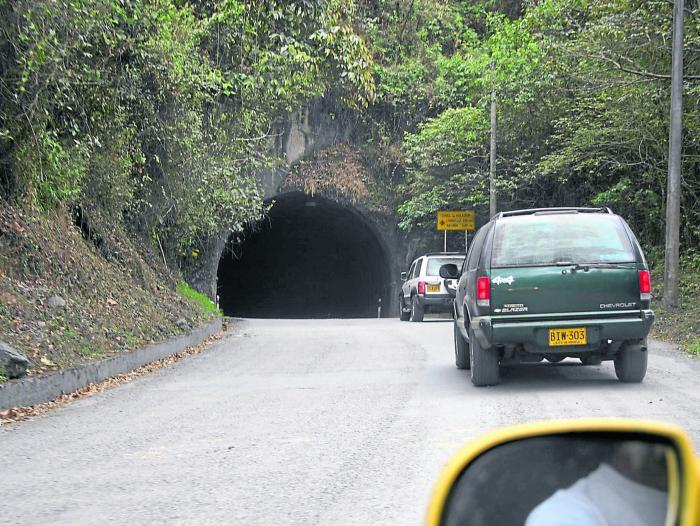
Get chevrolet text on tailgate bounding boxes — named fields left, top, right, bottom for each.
left=440, top=207, right=654, bottom=387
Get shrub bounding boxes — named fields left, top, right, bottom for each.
left=176, top=281, right=221, bottom=317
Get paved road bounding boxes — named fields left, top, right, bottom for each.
left=2, top=318, right=700, bottom=525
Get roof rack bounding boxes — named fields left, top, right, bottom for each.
left=424, top=252, right=464, bottom=257
left=494, top=207, right=613, bottom=220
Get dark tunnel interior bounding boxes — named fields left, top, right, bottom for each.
left=217, top=193, right=390, bottom=318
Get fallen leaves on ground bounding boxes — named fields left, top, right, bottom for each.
left=0, top=331, right=225, bottom=426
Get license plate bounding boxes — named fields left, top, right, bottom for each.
left=427, top=284, right=440, bottom=293
left=549, top=327, right=587, bottom=346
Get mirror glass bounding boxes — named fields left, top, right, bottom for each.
left=442, top=434, right=679, bottom=526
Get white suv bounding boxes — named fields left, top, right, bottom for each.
left=399, top=252, right=465, bottom=322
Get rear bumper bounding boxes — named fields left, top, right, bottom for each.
left=470, top=310, right=655, bottom=352
left=418, top=293, right=453, bottom=310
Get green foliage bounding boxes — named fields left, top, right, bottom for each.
left=0, top=0, right=375, bottom=259
left=652, top=265, right=700, bottom=356
left=3, top=0, right=700, bottom=268
left=399, top=107, right=489, bottom=228
left=366, top=1, right=546, bottom=230
left=689, top=340, right=700, bottom=356
left=78, top=345, right=106, bottom=359
left=405, top=107, right=488, bottom=168
left=12, top=130, right=88, bottom=209
left=683, top=250, right=700, bottom=274
left=177, top=281, right=221, bottom=317
left=364, top=0, right=700, bottom=256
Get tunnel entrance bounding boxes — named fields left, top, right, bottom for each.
left=218, top=193, right=391, bottom=318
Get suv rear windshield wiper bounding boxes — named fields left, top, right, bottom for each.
left=556, top=261, right=635, bottom=270
left=492, top=261, right=636, bottom=269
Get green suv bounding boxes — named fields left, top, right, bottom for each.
left=440, top=208, right=654, bottom=387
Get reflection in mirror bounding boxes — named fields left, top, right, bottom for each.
left=442, top=435, right=678, bottom=526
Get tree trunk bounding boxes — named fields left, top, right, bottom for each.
left=664, top=0, right=684, bottom=309
left=489, top=88, right=497, bottom=219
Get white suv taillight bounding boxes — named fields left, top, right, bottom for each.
left=477, top=277, right=491, bottom=307
left=639, top=270, right=651, bottom=301
left=417, top=281, right=426, bottom=295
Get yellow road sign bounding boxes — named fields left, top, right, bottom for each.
left=437, top=210, right=475, bottom=231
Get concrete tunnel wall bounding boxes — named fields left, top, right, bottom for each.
left=181, top=99, right=424, bottom=318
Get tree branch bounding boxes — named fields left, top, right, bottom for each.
left=572, top=51, right=700, bottom=80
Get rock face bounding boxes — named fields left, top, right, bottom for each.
left=175, top=318, right=191, bottom=330
left=0, top=341, right=29, bottom=379
left=47, top=295, right=66, bottom=309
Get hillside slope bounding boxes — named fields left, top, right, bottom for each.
left=0, top=203, right=214, bottom=381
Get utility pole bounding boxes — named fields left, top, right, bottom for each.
left=489, top=69, right=497, bottom=219
left=664, top=0, right=684, bottom=309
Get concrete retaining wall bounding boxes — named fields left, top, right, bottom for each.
left=0, top=319, right=222, bottom=411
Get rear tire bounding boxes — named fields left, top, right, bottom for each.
left=409, top=295, right=424, bottom=322
left=454, top=321, right=470, bottom=370
left=399, top=296, right=410, bottom=321
left=614, top=341, right=647, bottom=383
left=469, top=327, right=499, bottom=386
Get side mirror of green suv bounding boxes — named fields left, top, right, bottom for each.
left=439, top=264, right=460, bottom=280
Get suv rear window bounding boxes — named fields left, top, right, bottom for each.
left=426, top=257, right=465, bottom=276
left=491, top=214, right=635, bottom=267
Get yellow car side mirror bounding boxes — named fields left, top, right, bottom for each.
left=427, top=419, right=699, bottom=526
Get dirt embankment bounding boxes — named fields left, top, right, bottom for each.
left=0, top=203, right=213, bottom=381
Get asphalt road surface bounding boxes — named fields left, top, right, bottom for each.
left=2, top=318, right=700, bottom=525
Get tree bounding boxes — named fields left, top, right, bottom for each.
left=664, top=0, right=684, bottom=308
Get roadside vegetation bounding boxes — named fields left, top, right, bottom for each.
left=650, top=253, right=700, bottom=355
left=0, top=206, right=216, bottom=380
left=359, top=0, right=700, bottom=254
left=176, top=281, right=222, bottom=317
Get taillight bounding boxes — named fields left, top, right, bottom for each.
left=417, top=281, right=426, bottom=295
left=639, top=270, right=651, bottom=300
left=477, top=277, right=490, bottom=307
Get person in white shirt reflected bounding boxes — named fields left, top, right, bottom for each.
left=526, top=441, right=670, bottom=526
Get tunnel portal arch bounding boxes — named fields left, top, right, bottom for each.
left=217, top=192, right=393, bottom=318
